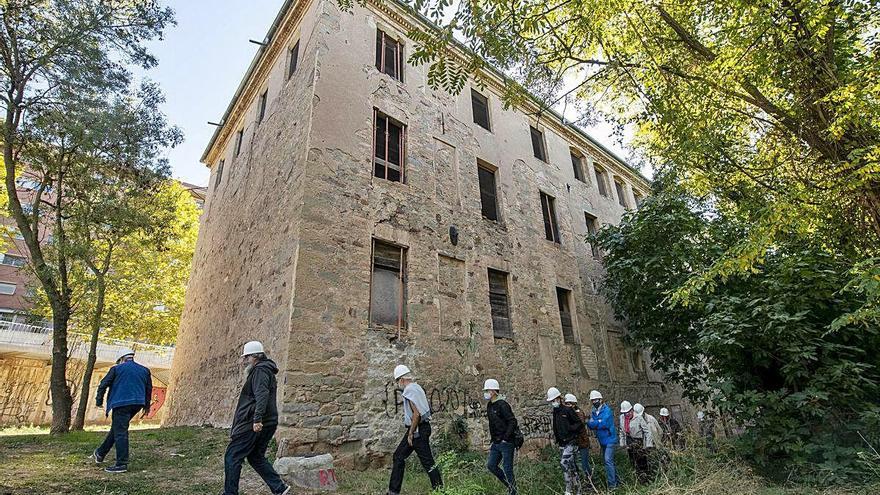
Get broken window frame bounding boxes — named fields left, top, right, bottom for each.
left=530, top=126, right=547, bottom=162
left=488, top=268, right=513, bottom=340
left=477, top=160, right=499, bottom=221
left=372, top=109, right=406, bottom=183
left=540, top=191, right=561, bottom=243
left=288, top=40, right=300, bottom=79
left=556, top=287, right=575, bottom=344
left=471, top=89, right=491, bottom=131
left=375, top=29, right=404, bottom=82
left=570, top=149, right=585, bottom=182
left=614, top=178, right=629, bottom=207
left=214, top=159, right=225, bottom=190
left=369, top=239, right=407, bottom=334
left=584, top=212, right=600, bottom=258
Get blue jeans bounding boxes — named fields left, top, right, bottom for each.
left=579, top=447, right=592, bottom=478
left=96, top=404, right=141, bottom=466
left=601, top=444, right=620, bottom=488
left=487, top=441, right=516, bottom=494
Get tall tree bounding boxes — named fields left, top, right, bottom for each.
left=0, top=0, right=175, bottom=433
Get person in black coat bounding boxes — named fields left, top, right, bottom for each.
left=484, top=379, right=518, bottom=495
left=548, top=387, right=584, bottom=495
left=221, top=341, right=290, bottom=495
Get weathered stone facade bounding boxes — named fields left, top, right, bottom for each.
left=166, top=0, right=685, bottom=466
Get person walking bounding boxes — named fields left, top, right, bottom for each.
left=92, top=349, right=152, bottom=473
left=221, top=341, right=290, bottom=495
left=548, top=387, right=584, bottom=495
left=484, top=378, right=518, bottom=495
left=388, top=364, right=442, bottom=495
left=697, top=411, right=717, bottom=453
left=586, top=390, right=619, bottom=489
left=620, top=403, right=655, bottom=484
left=563, top=394, right=592, bottom=481
left=658, top=408, right=683, bottom=449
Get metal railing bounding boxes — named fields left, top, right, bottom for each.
left=0, top=321, right=175, bottom=368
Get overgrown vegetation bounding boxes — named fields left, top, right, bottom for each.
left=1, top=426, right=876, bottom=494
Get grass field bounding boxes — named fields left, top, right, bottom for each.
left=0, top=426, right=876, bottom=494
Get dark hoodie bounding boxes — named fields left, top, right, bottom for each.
left=230, top=358, right=279, bottom=438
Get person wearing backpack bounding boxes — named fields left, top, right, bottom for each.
left=484, top=378, right=518, bottom=495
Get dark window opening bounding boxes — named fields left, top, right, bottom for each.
left=530, top=126, right=547, bottom=161
left=376, top=30, right=403, bottom=82
left=594, top=165, right=608, bottom=196
left=488, top=269, right=512, bottom=339
left=477, top=163, right=499, bottom=221
left=288, top=41, right=300, bottom=79
left=615, top=179, right=628, bottom=207
left=471, top=89, right=491, bottom=130
left=634, top=193, right=644, bottom=208
left=257, top=90, right=267, bottom=124
left=584, top=212, right=600, bottom=258
left=556, top=287, right=575, bottom=344
left=373, top=109, right=405, bottom=183
left=540, top=191, right=560, bottom=243
left=571, top=151, right=585, bottom=182
left=234, top=129, right=244, bottom=157
left=214, top=159, right=225, bottom=189
left=370, top=240, right=407, bottom=328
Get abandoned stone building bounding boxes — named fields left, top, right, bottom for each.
left=166, top=0, right=684, bottom=465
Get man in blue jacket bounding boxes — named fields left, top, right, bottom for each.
left=586, top=390, right=619, bottom=489
left=93, top=348, right=152, bottom=473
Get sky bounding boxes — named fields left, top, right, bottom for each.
left=148, top=0, right=637, bottom=187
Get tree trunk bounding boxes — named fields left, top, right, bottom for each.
left=49, top=306, right=73, bottom=435
left=72, top=275, right=106, bottom=431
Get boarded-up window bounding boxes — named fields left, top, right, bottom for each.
left=488, top=269, right=512, bottom=339
left=571, top=151, right=585, bottom=182
left=556, top=287, right=574, bottom=343
left=234, top=129, right=243, bottom=157
left=288, top=41, right=300, bottom=79
left=370, top=240, right=406, bottom=328
left=477, top=162, right=498, bottom=221
left=257, top=90, right=267, bottom=124
left=376, top=30, right=403, bottom=82
left=594, top=164, right=608, bottom=196
left=214, top=160, right=225, bottom=190
left=374, top=109, right=405, bottom=182
left=615, top=179, right=628, bottom=207
left=584, top=212, right=600, bottom=258
left=471, top=89, right=490, bottom=130
left=540, top=191, right=560, bottom=243
left=530, top=126, right=547, bottom=161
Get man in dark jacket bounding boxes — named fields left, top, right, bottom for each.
left=564, top=394, right=592, bottom=481
left=548, top=387, right=584, bottom=495
left=93, top=348, right=152, bottom=473
left=222, top=341, right=290, bottom=495
left=658, top=408, right=684, bottom=449
left=484, top=378, right=518, bottom=495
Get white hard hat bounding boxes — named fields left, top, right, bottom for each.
left=393, top=364, right=412, bottom=380
left=115, top=349, right=135, bottom=363
left=620, top=400, right=633, bottom=413
left=660, top=408, right=670, bottom=417
left=564, top=393, right=578, bottom=403
left=483, top=378, right=500, bottom=391
left=633, top=403, right=645, bottom=415
left=697, top=411, right=705, bottom=420
left=242, top=341, right=264, bottom=357
left=546, top=387, right=562, bottom=402
left=589, top=390, right=603, bottom=400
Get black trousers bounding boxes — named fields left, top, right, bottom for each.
left=223, top=424, right=286, bottom=495
left=96, top=404, right=142, bottom=466
left=388, top=422, right=442, bottom=494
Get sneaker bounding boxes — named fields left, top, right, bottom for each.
left=104, top=464, right=128, bottom=473
left=272, top=486, right=291, bottom=495
left=92, top=449, right=105, bottom=464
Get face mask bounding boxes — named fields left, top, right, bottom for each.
left=552, top=401, right=561, bottom=408
left=484, top=392, right=492, bottom=400
left=591, top=400, right=601, bottom=408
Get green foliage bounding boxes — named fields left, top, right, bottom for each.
left=594, top=182, right=880, bottom=482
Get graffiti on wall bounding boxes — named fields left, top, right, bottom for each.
left=382, top=381, right=483, bottom=420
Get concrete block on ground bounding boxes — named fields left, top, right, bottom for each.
left=274, top=454, right=338, bottom=492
